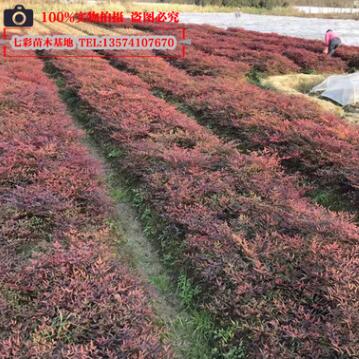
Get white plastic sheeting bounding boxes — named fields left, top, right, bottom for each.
left=179, top=13, right=359, bottom=46
left=296, top=6, right=359, bottom=14
left=311, top=73, right=359, bottom=106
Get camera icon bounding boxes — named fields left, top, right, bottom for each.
left=4, top=4, right=33, bottom=27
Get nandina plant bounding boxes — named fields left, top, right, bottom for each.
left=0, top=52, right=169, bottom=358
left=50, top=50, right=359, bottom=358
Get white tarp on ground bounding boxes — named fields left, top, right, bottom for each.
left=311, top=73, right=359, bottom=106
left=296, top=6, right=359, bottom=14
left=179, top=13, right=359, bottom=46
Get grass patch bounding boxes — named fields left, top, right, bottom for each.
left=311, top=188, right=353, bottom=213
left=261, top=73, right=346, bottom=117
left=240, top=5, right=302, bottom=16
left=246, top=68, right=264, bottom=86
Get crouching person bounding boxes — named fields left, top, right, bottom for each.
left=324, top=29, right=342, bottom=56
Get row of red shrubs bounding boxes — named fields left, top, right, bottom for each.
left=132, top=22, right=358, bottom=75
left=167, top=46, right=250, bottom=77
left=102, top=20, right=359, bottom=75
left=227, top=27, right=359, bottom=70
left=130, top=23, right=301, bottom=75
left=186, top=27, right=304, bottom=74
left=105, top=49, right=359, bottom=212
left=99, top=20, right=357, bottom=76
left=51, top=50, right=359, bottom=358
left=209, top=27, right=348, bottom=73
left=0, top=51, right=169, bottom=358
left=73, top=24, right=359, bottom=204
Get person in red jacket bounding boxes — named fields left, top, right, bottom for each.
left=324, top=29, right=341, bottom=56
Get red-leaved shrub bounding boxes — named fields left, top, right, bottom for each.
left=104, top=49, right=359, bottom=206
left=50, top=50, right=359, bottom=358
left=0, top=50, right=170, bottom=359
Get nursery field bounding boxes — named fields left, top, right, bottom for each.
left=1, top=20, right=359, bottom=359
left=0, top=49, right=170, bottom=358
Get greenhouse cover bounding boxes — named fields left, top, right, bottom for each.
left=311, top=73, right=359, bottom=107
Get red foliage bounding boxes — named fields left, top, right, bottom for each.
left=1, top=239, right=168, bottom=358
left=106, top=49, right=359, bottom=202
left=171, top=26, right=302, bottom=75
left=336, top=46, right=359, bottom=69
left=186, top=25, right=352, bottom=73
left=0, top=52, right=169, bottom=358
left=193, top=44, right=300, bottom=74
left=228, top=27, right=324, bottom=54
left=104, top=23, right=249, bottom=78
left=283, top=48, right=346, bottom=73
left=218, top=27, right=354, bottom=72
left=162, top=46, right=250, bottom=77
left=185, top=31, right=301, bottom=74
left=51, top=50, right=359, bottom=358
left=131, top=23, right=357, bottom=74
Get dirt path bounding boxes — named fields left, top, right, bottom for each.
left=103, top=167, right=201, bottom=358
